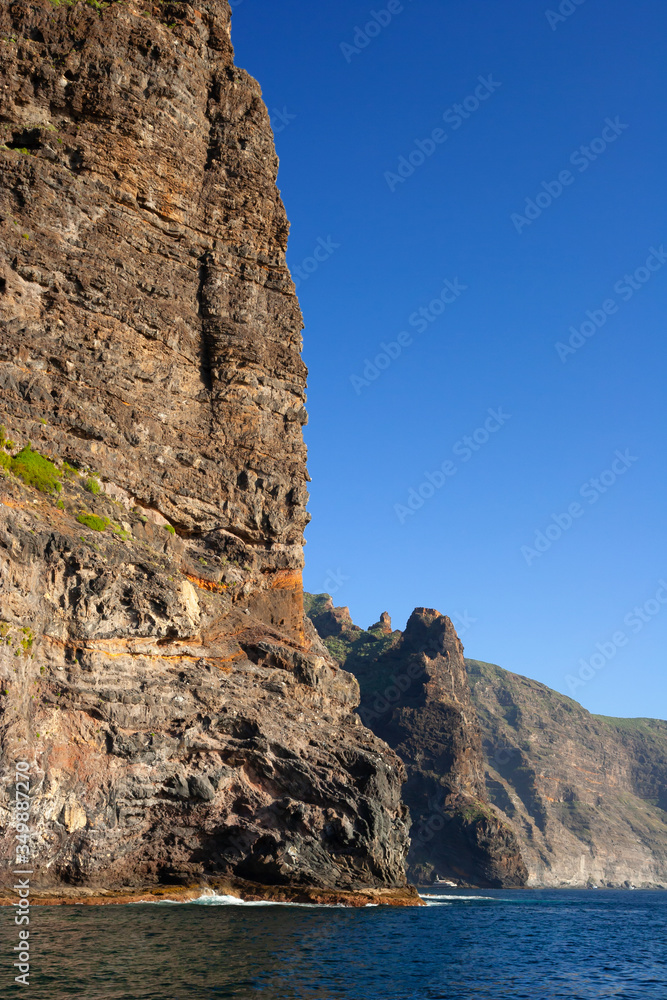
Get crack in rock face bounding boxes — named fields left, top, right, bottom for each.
left=0, top=0, right=413, bottom=898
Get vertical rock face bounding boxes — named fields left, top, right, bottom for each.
left=305, top=597, right=528, bottom=887
left=0, top=0, right=307, bottom=632
left=0, top=0, right=412, bottom=898
left=467, top=659, right=667, bottom=887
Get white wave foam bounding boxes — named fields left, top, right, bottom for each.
left=136, top=893, right=348, bottom=908
left=420, top=894, right=497, bottom=901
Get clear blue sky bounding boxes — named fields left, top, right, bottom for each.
left=231, top=0, right=666, bottom=719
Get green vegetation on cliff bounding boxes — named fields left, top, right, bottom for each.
left=303, top=593, right=396, bottom=682
left=0, top=444, right=62, bottom=494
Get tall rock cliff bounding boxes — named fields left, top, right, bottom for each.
left=0, top=0, right=413, bottom=901
left=304, top=595, right=528, bottom=887
left=467, top=659, right=667, bottom=888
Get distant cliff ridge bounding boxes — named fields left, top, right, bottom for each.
left=0, top=0, right=416, bottom=903
left=305, top=594, right=667, bottom=888
left=467, top=659, right=667, bottom=888
left=304, top=595, right=528, bottom=887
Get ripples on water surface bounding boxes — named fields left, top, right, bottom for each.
left=4, top=889, right=666, bottom=999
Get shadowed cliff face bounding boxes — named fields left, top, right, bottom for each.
left=0, top=0, right=413, bottom=898
left=304, top=596, right=528, bottom=888
left=467, top=660, right=667, bottom=888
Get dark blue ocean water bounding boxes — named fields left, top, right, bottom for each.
left=4, top=889, right=667, bottom=999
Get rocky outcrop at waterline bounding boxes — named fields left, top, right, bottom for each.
left=0, top=0, right=414, bottom=901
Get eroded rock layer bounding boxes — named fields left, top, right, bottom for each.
left=0, top=0, right=412, bottom=898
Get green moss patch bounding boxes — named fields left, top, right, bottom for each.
left=84, top=477, right=101, bottom=495
left=8, top=446, right=62, bottom=494
left=0, top=623, right=35, bottom=657
left=77, top=512, right=109, bottom=532
left=460, top=799, right=497, bottom=825
left=48, top=0, right=110, bottom=10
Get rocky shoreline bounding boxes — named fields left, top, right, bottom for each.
left=0, top=880, right=424, bottom=908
